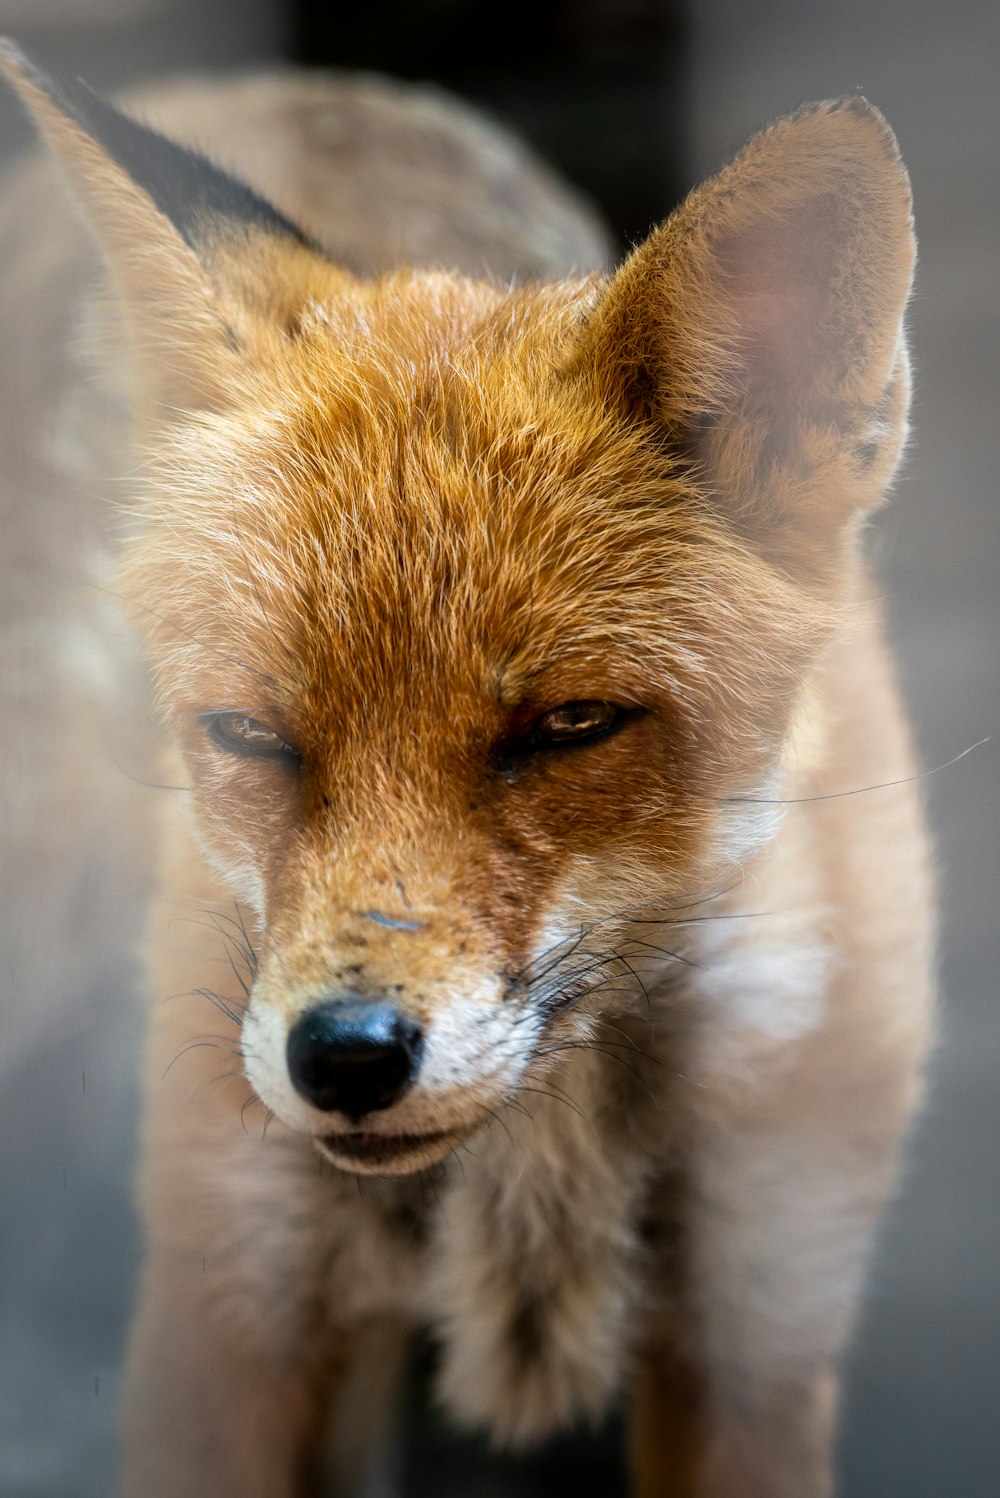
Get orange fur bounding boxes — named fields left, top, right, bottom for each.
left=1, top=42, right=934, bottom=1498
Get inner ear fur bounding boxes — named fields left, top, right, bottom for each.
left=0, top=40, right=347, bottom=414
left=577, top=98, right=916, bottom=560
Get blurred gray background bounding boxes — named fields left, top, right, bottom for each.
left=0, top=0, right=997, bottom=1494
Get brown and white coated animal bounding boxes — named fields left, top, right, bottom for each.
left=0, top=40, right=935, bottom=1498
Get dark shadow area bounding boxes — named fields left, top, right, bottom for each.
left=292, top=0, right=690, bottom=250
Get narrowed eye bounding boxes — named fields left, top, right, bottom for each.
left=199, top=711, right=300, bottom=763
left=496, top=700, right=632, bottom=776
left=534, top=700, right=623, bottom=745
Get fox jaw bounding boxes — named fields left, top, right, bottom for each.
left=2, top=47, right=915, bottom=1175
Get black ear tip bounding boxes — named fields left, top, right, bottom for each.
left=0, top=41, right=321, bottom=258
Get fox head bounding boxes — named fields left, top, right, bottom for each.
left=2, top=44, right=915, bottom=1173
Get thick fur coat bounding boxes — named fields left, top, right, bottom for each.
left=0, top=43, right=934, bottom=1498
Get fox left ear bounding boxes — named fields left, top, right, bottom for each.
left=578, top=99, right=916, bottom=572
left=0, top=40, right=348, bottom=415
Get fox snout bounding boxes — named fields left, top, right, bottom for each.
left=239, top=880, right=551, bottom=1172
left=244, top=962, right=537, bottom=1173
left=285, top=997, right=423, bottom=1120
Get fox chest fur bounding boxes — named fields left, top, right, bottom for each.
left=1, top=44, right=935, bottom=1498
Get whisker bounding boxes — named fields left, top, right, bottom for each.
left=620, top=938, right=698, bottom=969
left=480, top=1103, right=518, bottom=1152
left=714, top=736, right=991, bottom=806
left=513, top=928, right=588, bottom=988
left=516, top=880, right=747, bottom=998
left=107, top=749, right=190, bottom=792
left=531, top=951, right=624, bottom=1013
left=191, top=986, right=245, bottom=1028
left=162, top=1036, right=242, bottom=1081
left=202, top=1068, right=250, bottom=1090
left=535, top=1039, right=652, bottom=1091
left=517, top=1082, right=592, bottom=1127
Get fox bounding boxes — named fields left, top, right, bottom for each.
left=0, top=40, right=935, bottom=1498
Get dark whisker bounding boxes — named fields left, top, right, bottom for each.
left=613, top=952, right=654, bottom=1008
left=517, top=1082, right=591, bottom=1127
left=513, top=928, right=588, bottom=988
left=202, top=1068, right=250, bottom=1089
left=162, top=1036, right=242, bottom=1081
left=480, top=1103, right=518, bottom=1151
left=515, top=879, right=749, bottom=1000
left=535, top=1039, right=651, bottom=1090
left=531, top=951, right=623, bottom=1011
left=620, top=937, right=698, bottom=969
left=191, top=986, right=245, bottom=1028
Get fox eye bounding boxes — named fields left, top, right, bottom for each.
left=497, top=699, right=629, bottom=776
left=199, top=711, right=300, bottom=764
left=534, top=701, right=622, bottom=745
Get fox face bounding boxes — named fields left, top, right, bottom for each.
left=2, top=46, right=915, bottom=1175
left=121, top=274, right=835, bottom=1172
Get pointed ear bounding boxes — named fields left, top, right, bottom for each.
left=0, top=40, right=345, bottom=414
left=579, top=99, right=916, bottom=566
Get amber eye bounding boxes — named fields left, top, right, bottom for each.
left=199, top=711, right=300, bottom=764
left=534, top=700, right=622, bottom=745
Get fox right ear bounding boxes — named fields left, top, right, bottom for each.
left=576, top=99, right=916, bottom=578
left=0, top=41, right=346, bottom=415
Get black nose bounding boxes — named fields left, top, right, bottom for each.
left=285, top=998, right=422, bottom=1120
